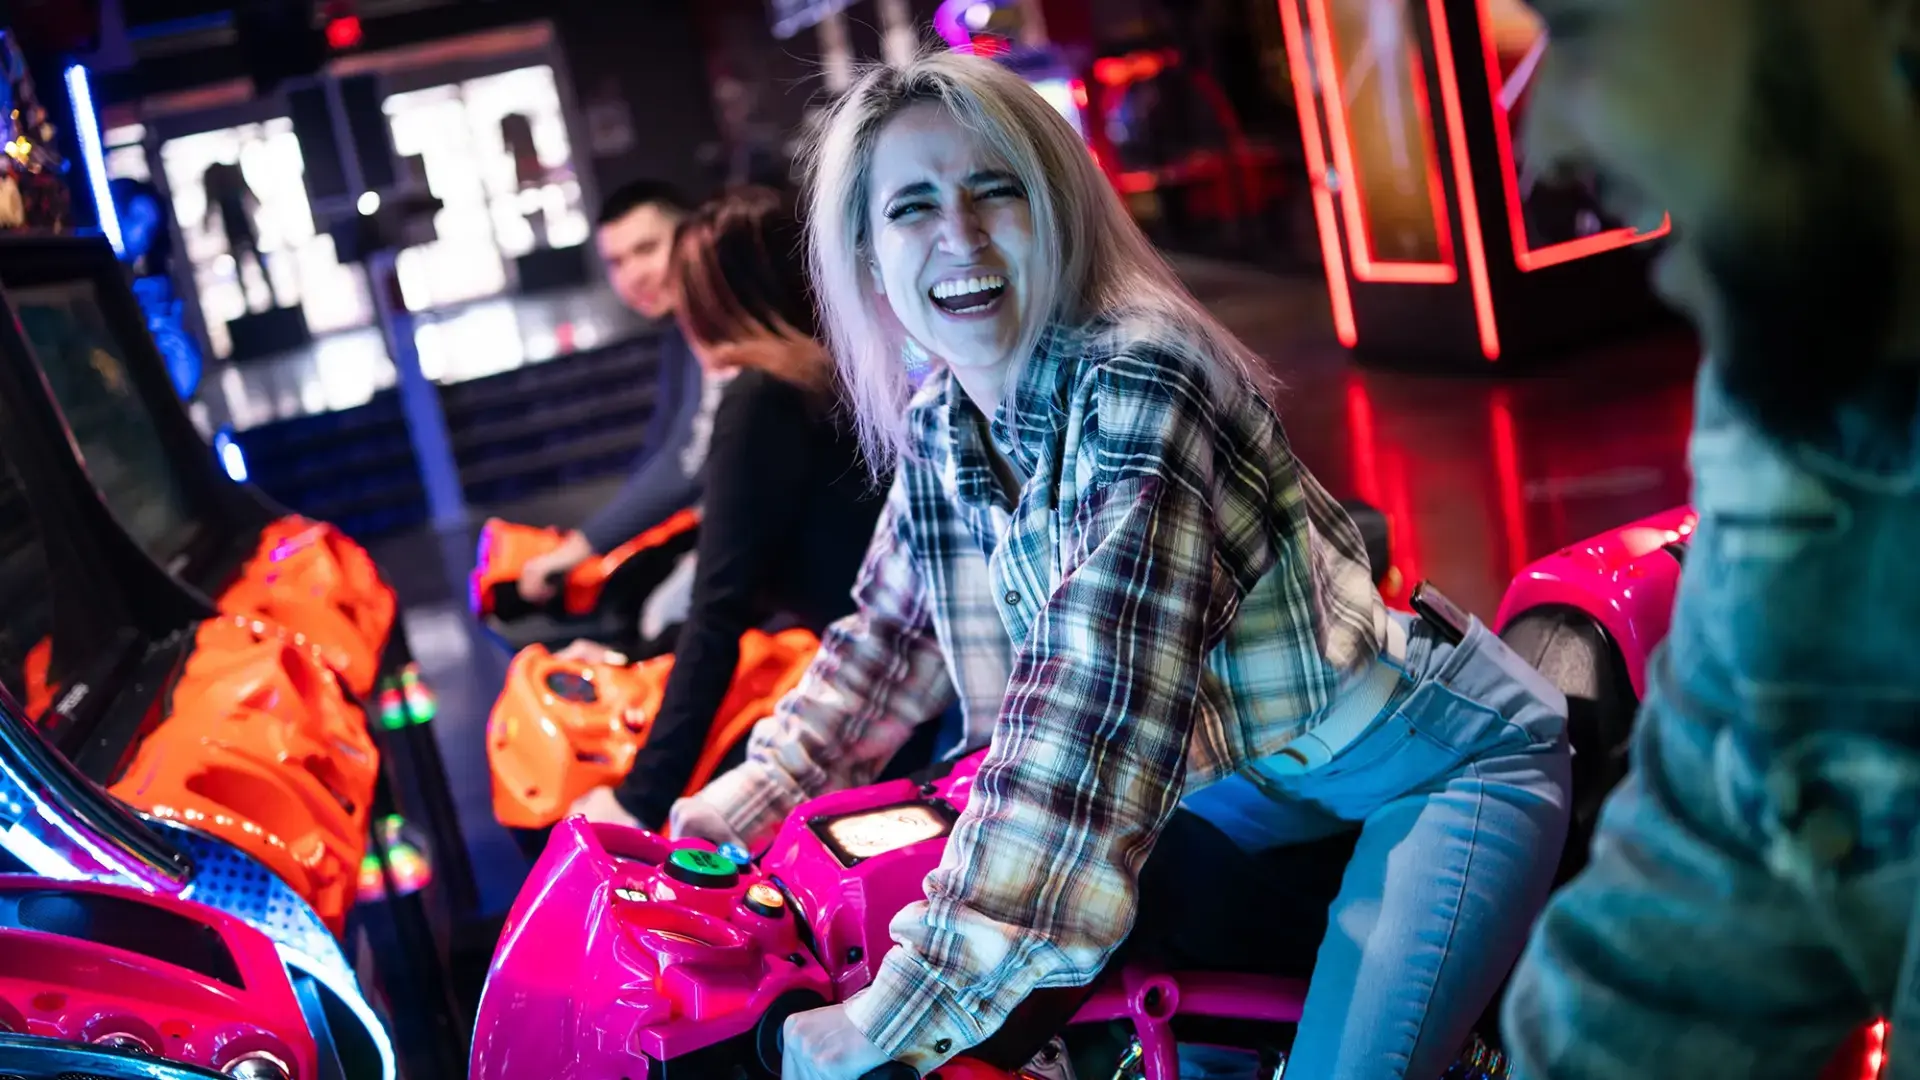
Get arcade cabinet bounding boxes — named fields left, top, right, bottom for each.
left=0, top=233, right=477, bottom=922
left=1279, top=0, right=1672, bottom=366
left=933, top=0, right=1098, bottom=141
left=0, top=334, right=403, bottom=1080
left=933, top=0, right=1292, bottom=256
left=0, top=247, right=469, bottom=1077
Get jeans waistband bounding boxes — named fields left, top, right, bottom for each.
left=1261, top=616, right=1410, bottom=775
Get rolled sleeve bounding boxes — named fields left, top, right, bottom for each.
left=683, top=476, right=957, bottom=847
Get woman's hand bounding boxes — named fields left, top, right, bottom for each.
left=668, top=797, right=746, bottom=847
left=518, top=531, right=593, bottom=604
left=782, top=1003, right=895, bottom=1080
left=568, top=786, right=641, bottom=828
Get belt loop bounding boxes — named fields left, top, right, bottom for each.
left=1383, top=614, right=1410, bottom=665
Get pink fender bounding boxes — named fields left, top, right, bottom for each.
left=1493, top=506, right=1696, bottom=700
left=0, top=876, right=316, bottom=1078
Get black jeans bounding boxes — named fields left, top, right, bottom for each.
left=969, top=810, right=1357, bottom=1070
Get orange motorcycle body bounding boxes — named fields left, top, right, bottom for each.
left=487, top=627, right=816, bottom=829
left=471, top=509, right=700, bottom=619
left=110, top=615, right=379, bottom=935
left=214, top=516, right=396, bottom=697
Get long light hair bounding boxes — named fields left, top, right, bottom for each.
left=804, top=48, right=1274, bottom=470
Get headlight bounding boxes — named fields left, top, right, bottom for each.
left=224, top=1049, right=294, bottom=1080
left=93, top=1031, right=156, bottom=1055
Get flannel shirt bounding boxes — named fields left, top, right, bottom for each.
left=690, top=318, right=1386, bottom=1070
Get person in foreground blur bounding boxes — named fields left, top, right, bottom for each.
left=517, top=180, right=724, bottom=604
left=1501, top=1, right=1920, bottom=1076
left=568, top=187, right=888, bottom=830
left=671, top=50, right=1572, bottom=1080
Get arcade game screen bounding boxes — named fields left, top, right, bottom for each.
left=1317, top=0, right=1451, bottom=266
left=811, top=801, right=957, bottom=866
left=10, top=281, right=202, bottom=571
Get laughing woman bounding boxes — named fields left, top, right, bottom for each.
left=673, top=51, right=1573, bottom=1080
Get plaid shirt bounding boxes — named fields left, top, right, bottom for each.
left=691, top=319, right=1385, bottom=1069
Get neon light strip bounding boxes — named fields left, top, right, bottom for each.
left=1277, top=0, right=1359, bottom=347
left=65, top=65, right=124, bottom=258
left=1302, top=0, right=1456, bottom=284
left=1346, top=378, right=1419, bottom=608
left=1489, top=390, right=1529, bottom=573
left=1473, top=0, right=1670, bottom=272
left=1423, top=0, right=1501, bottom=360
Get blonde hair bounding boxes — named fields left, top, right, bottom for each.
left=804, top=48, right=1274, bottom=469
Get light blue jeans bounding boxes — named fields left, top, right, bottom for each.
left=1184, top=611, right=1572, bottom=1079
left=1503, top=363, right=1920, bottom=1078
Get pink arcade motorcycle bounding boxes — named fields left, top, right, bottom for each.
left=470, top=507, right=1769, bottom=1080
left=0, top=875, right=317, bottom=1079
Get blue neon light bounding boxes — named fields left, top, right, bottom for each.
left=213, top=427, right=250, bottom=483
left=64, top=64, right=124, bottom=257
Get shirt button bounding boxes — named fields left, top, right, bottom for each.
left=935, top=1039, right=953, bottom=1054
left=1004, top=590, right=1020, bottom=606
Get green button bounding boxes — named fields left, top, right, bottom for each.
left=666, top=847, right=740, bottom=888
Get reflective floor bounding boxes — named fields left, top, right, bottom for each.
left=369, top=257, right=1701, bottom=915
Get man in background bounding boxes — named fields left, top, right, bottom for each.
left=517, top=180, right=724, bottom=607
left=1502, top=0, right=1920, bottom=1075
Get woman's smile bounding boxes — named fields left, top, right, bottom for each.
left=927, top=271, right=1009, bottom=317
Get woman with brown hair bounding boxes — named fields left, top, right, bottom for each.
left=570, top=186, right=891, bottom=830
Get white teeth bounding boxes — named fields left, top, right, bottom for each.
left=931, top=274, right=1007, bottom=300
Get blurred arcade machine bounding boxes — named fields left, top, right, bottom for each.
left=91, top=22, right=599, bottom=387
left=935, top=0, right=1294, bottom=260
left=934, top=0, right=1098, bottom=141
left=1279, top=0, right=1673, bottom=366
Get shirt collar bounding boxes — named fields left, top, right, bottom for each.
left=909, top=322, right=1082, bottom=481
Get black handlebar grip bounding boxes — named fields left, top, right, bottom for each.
left=545, top=568, right=568, bottom=588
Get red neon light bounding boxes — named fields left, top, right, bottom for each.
left=1424, top=0, right=1502, bottom=360
left=1070, top=78, right=1089, bottom=110
left=1302, top=0, right=1456, bottom=285
left=1346, top=380, right=1383, bottom=507
left=1277, top=0, right=1359, bottom=347
left=1472, top=0, right=1669, bottom=271
left=971, top=34, right=1007, bottom=58
left=1866, top=1020, right=1887, bottom=1079
left=326, top=15, right=363, bottom=49
left=1093, top=51, right=1169, bottom=87
left=1489, top=390, right=1529, bottom=574
left=1346, top=378, right=1418, bottom=608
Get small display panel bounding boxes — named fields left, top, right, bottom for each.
left=9, top=280, right=200, bottom=568
left=810, top=801, right=958, bottom=867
